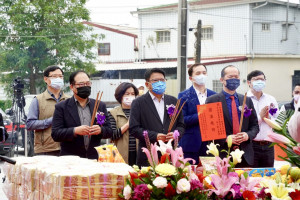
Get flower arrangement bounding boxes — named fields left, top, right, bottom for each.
left=96, top=111, right=105, bottom=126
left=119, top=130, right=208, bottom=200
left=264, top=110, right=300, bottom=167
left=205, top=137, right=300, bottom=200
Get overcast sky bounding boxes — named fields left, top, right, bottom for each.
left=85, top=0, right=299, bottom=27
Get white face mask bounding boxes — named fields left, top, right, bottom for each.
left=50, top=78, right=64, bottom=90
left=193, top=74, right=207, bottom=85
left=252, top=80, right=266, bottom=92
left=294, top=94, right=300, bottom=102
left=123, top=96, right=135, bottom=106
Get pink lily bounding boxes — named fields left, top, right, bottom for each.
left=142, top=147, right=153, bottom=167
left=239, top=174, right=260, bottom=192
left=166, top=147, right=195, bottom=168
left=209, top=173, right=239, bottom=198
left=215, top=156, right=231, bottom=176
left=151, top=143, right=159, bottom=166
left=264, top=132, right=291, bottom=145
left=293, top=146, right=300, bottom=155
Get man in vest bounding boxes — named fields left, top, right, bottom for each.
left=26, top=65, right=69, bottom=156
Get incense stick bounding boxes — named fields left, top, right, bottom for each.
left=168, top=99, right=186, bottom=132
left=239, top=93, right=247, bottom=132
left=90, top=91, right=103, bottom=127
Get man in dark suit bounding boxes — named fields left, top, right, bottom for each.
left=205, top=65, right=259, bottom=167
left=130, top=68, right=185, bottom=167
left=280, top=83, right=300, bottom=112
left=178, top=64, right=216, bottom=164
left=52, top=70, right=112, bottom=159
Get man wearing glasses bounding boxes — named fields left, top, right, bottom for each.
left=246, top=70, right=279, bottom=167
left=51, top=70, right=112, bottom=159
left=130, top=68, right=185, bottom=167
left=27, top=65, right=70, bottom=156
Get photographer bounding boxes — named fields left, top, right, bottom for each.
left=26, top=65, right=69, bottom=156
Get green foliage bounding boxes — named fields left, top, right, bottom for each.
left=0, top=100, right=12, bottom=111
left=0, top=0, right=102, bottom=95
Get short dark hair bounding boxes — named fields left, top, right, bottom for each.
left=247, top=70, right=266, bottom=81
left=69, top=70, right=90, bottom=85
left=43, top=65, right=64, bottom=77
left=144, top=68, right=166, bottom=81
left=188, top=64, right=207, bottom=76
left=221, top=65, right=240, bottom=78
left=114, top=82, right=139, bottom=104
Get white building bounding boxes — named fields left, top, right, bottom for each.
left=132, top=0, right=300, bottom=101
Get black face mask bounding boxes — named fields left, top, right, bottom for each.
left=76, top=86, right=91, bottom=99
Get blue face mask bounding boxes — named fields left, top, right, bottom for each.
left=226, top=78, right=240, bottom=91
left=151, top=81, right=166, bottom=95
left=252, top=80, right=265, bottom=92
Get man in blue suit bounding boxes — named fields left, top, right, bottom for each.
left=178, top=64, right=216, bottom=164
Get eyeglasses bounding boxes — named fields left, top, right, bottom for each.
left=149, top=78, right=167, bottom=83
left=48, top=75, right=64, bottom=79
left=73, top=81, right=92, bottom=88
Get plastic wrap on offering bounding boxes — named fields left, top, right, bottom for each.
left=95, top=144, right=125, bottom=163
left=2, top=156, right=133, bottom=200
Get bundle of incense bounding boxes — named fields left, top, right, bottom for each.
left=239, top=92, right=247, bottom=132
left=168, top=99, right=186, bottom=132
left=90, top=91, right=103, bottom=127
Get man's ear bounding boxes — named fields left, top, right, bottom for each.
left=189, top=76, right=193, bottom=81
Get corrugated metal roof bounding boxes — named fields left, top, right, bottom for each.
left=95, top=56, right=248, bottom=71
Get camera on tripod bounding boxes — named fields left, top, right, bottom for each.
left=13, top=77, right=24, bottom=92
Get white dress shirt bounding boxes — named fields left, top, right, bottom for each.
left=149, top=92, right=165, bottom=123
left=247, top=90, right=279, bottom=141
left=193, top=85, right=207, bottom=105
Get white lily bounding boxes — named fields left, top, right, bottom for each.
left=158, top=139, right=173, bottom=155
left=227, top=135, right=232, bottom=148
left=230, top=149, right=244, bottom=165
left=264, top=117, right=283, bottom=131
left=206, top=142, right=219, bottom=157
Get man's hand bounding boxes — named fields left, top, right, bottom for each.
left=260, top=106, right=269, bottom=120
left=231, top=132, right=249, bottom=145
left=89, top=125, right=101, bottom=135
left=157, top=133, right=166, bottom=142
left=166, top=132, right=174, bottom=141
left=74, top=125, right=90, bottom=136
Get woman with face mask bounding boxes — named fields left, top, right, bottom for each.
left=108, top=82, right=139, bottom=165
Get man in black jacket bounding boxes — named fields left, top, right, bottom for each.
left=206, top=65, right=259, bottom=167
left=130, top=68, right=185, bottom=167
left=52, top=70, right=112, bottom=159
left=280, top=83, right=300, bottom=112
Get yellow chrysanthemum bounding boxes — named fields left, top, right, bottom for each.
left=155, top=163, right=176, bottom=176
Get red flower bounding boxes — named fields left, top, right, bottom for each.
left=160, top=153, right=170, bottom=163
left=242, top=190, right=255, bottom=200
left=197, top=173, right=206, bottom=183
left=129, top=172, right=139, bottom=186
left=165, top=183, right=176, bottom=198
left=290, top=189, right=300, bottom=200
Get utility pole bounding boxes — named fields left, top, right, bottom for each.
left=195, top=20, right=202, bottom=63
left=177, top=0, right=187, bottom=93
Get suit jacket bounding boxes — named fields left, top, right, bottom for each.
left=178, top=86, right=216, bottom=153
left=51, top=97, right=112, bottom=159
left=205, top=92, right=259, bottom=166
left=284, top=100, right=295, bottom=111
left=129, top=92, right=185, bottom=167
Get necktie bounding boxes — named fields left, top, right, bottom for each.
left=230, top=96, right=240, bottom=135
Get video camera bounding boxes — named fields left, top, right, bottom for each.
left=13, top=77, right=24, bottom=92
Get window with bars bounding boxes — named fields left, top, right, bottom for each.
left=156, top=31, right=170, bottom=43
left=201, top=27, right=213, bottom=40
left=98, top=43, right=110, bottom=55
left=213, top=80, right=223, bottom=93
left=262, top=23, right=270, bottom=31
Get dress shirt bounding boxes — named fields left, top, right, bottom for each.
left=26, top=90, right=62, bottom=131
left=74, top=97, right=91, bottom=150
left=247, top=91, right=279, bottom=141
left=149, top=92, right=165, bottom=123
left=193, top=85, right=207, bottom=105
left=222, top=90, right=241, bottom=122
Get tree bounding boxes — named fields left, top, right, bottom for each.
left=0, top=0, right=100, bottom=94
